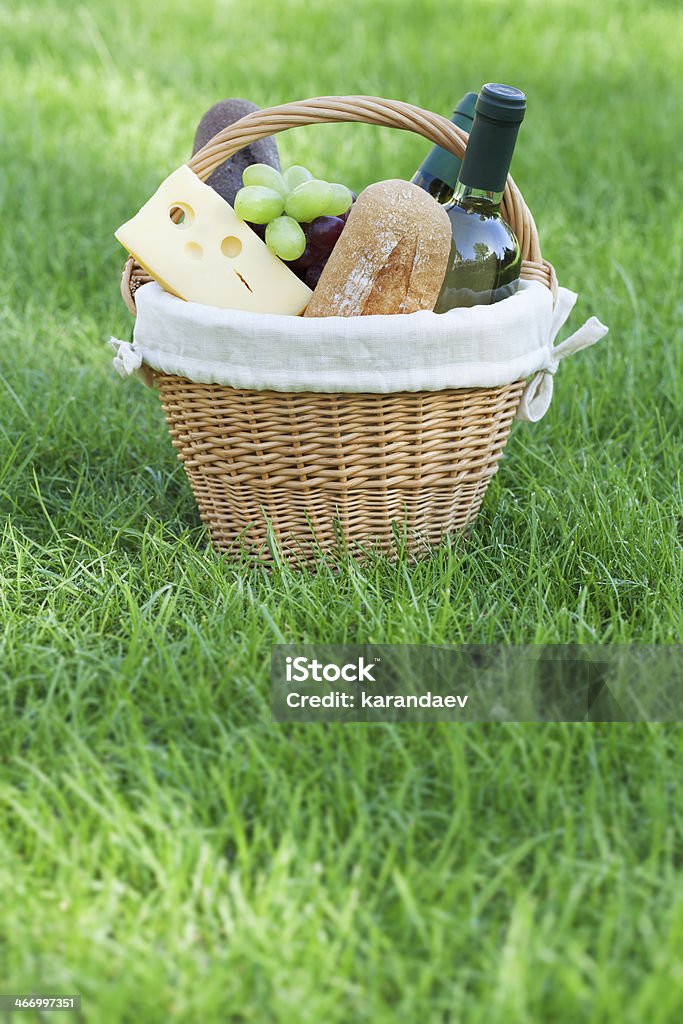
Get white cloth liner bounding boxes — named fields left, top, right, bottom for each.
left=110, top=279, right=608, bottom=423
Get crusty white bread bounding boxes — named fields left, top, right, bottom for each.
left=304, top=179, right=452, bottom=317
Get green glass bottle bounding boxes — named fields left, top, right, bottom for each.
left=411, top=92, right=478, bottom=204
left=433, top=83, right=526, bottom=312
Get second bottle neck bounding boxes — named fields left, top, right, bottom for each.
left=450, top=180, right=504, bottom=214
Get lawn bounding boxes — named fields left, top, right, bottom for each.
left=1, top=0, right=682, bottom=1020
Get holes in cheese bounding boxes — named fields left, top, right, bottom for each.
left=221, top=236, right=242, bottom=258
left=115, top=165, right=312, bottom=314
left=169, top=202, right=194, bottom=227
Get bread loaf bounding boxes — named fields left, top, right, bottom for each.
left=304, top=179, right=452, bottom=317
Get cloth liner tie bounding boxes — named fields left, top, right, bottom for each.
left=110, top=336, right=142, bottom=377
left=515, top=286, right=607, bottom=422
left=109, top=336, right=155, bottom=388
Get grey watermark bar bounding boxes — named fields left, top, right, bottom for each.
left=0, top=995, right=81, bottom=1011
left=271, top=645, right=683, bottom=723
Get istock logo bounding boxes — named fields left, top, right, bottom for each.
left=285, top=656, right=379, bottom=683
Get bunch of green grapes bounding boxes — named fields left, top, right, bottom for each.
left=234, top=165, right=355, bottom=288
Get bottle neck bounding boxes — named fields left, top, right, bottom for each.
left=451, top=180, right=504, bottom=214
left=456, top=111, right=521, bottom=195
left=412, top=94, right=477, bottom=196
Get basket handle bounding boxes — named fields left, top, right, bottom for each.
left=121, top=95, right=555, bottom=312
left=188, top=94, right=543, bottom=265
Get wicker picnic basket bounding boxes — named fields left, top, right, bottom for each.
left=120, top=95, right=557, bottom=563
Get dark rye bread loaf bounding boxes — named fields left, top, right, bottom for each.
left=192, top=98, right=281, bottom=207
left=304, top=179, right=452, bottom=317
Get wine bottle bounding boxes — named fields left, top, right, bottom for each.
left=433, top=83, right=526, bottom=312
left=411, top=92, right=478, bottom=204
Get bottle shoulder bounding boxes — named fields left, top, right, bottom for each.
left=443, top=202, right=518, bottom=263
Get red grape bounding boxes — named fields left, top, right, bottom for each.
left=308, top=216, right=345, bottom=252
left=289, top=241, right=325, bottom=270
left=305, top=261, right=326, bottom=290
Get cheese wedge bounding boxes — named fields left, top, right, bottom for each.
left=115, top=165, right=312, bottom=315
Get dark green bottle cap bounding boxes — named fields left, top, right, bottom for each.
left=476, top=83, right=526, bottom=124
left=457, top=83, right=526, bottom=194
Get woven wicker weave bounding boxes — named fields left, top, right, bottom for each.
left=120, top=96, right=556, bottom=563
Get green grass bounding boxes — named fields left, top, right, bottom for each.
left=1, top=0, right=682, bottom=1019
